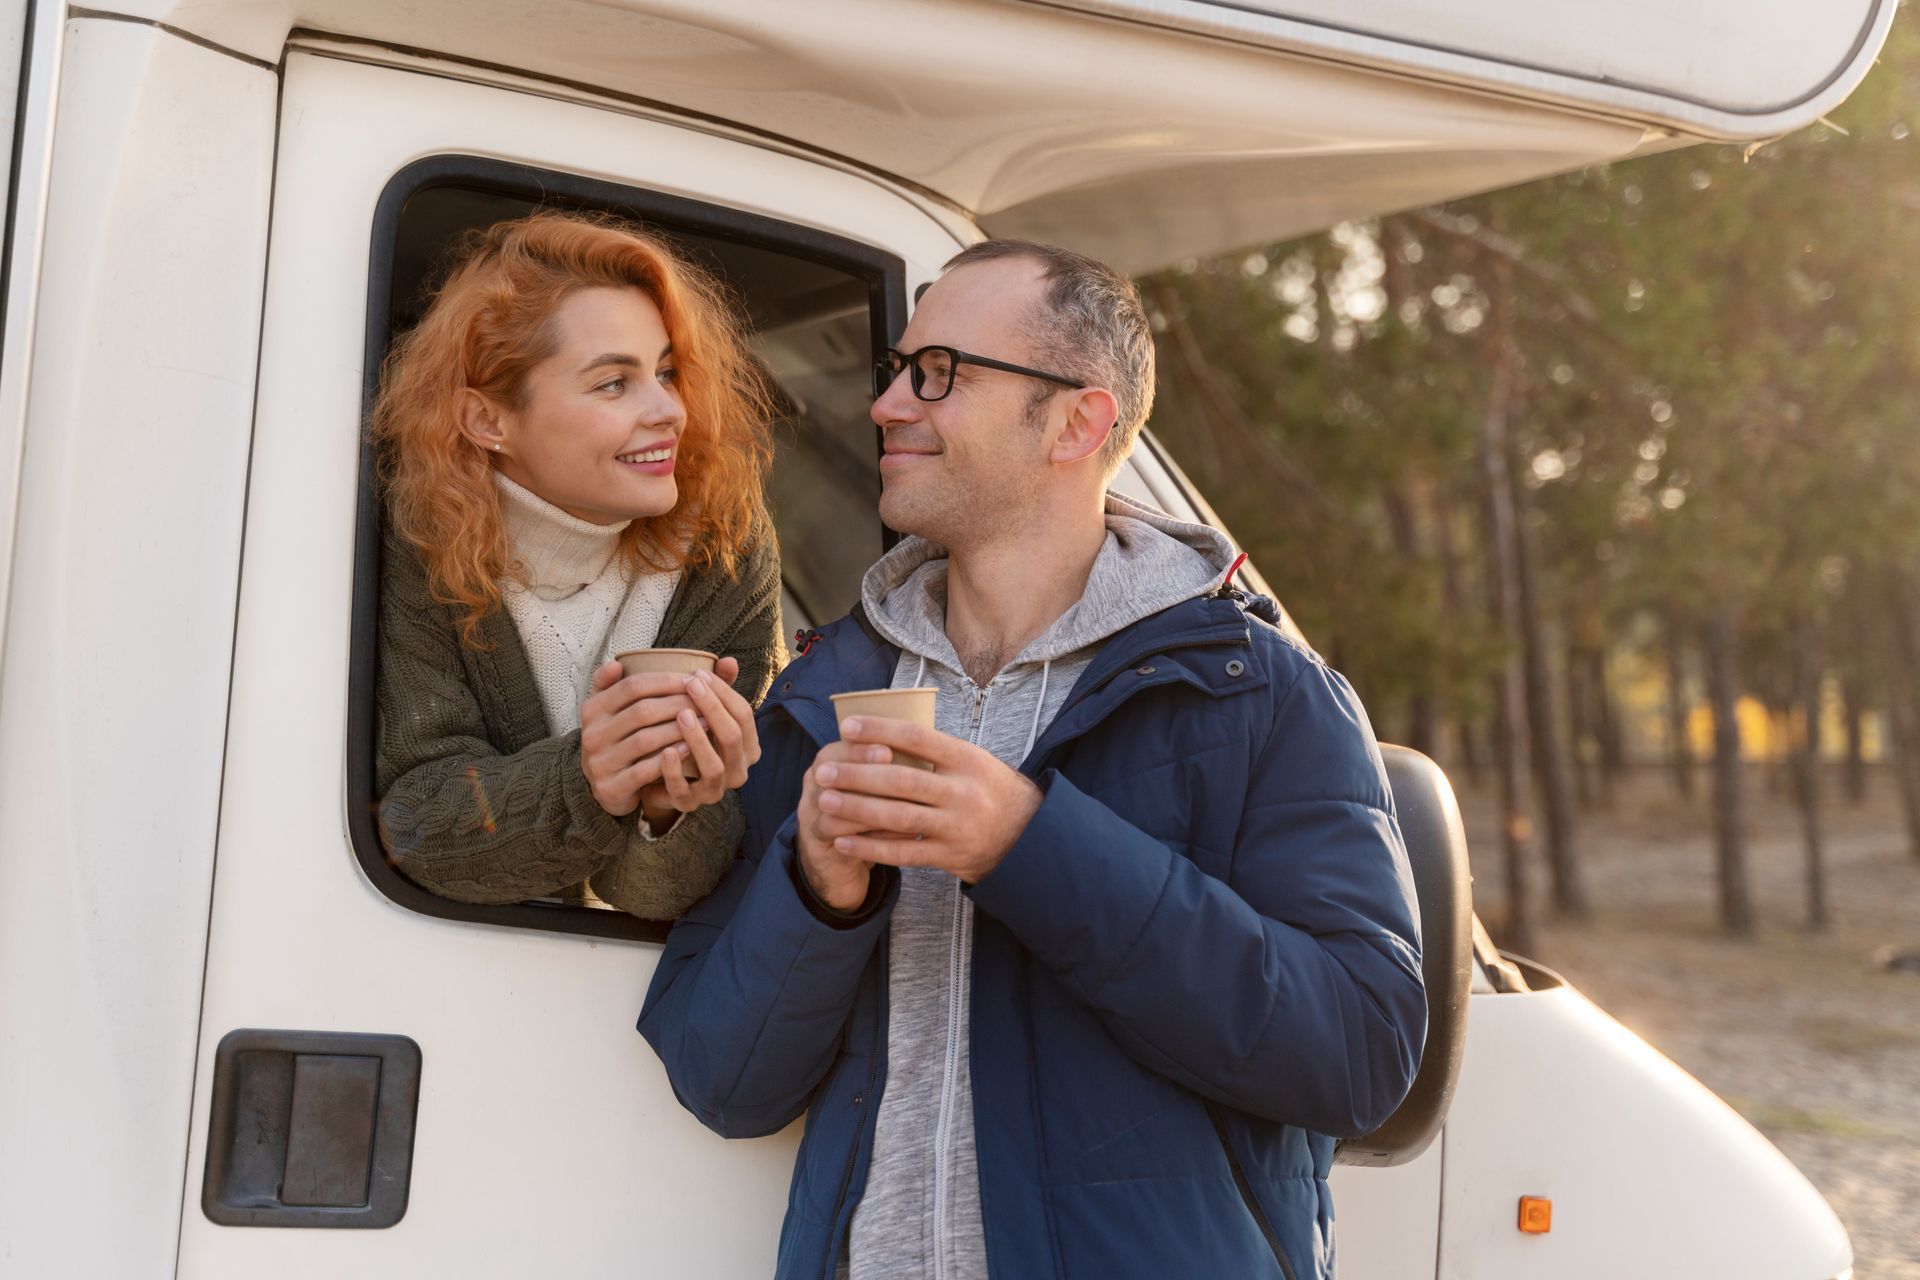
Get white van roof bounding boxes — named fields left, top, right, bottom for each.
left=94, top=0, right=1893, bottom=270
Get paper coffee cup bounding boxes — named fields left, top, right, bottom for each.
left=614, top=648, right=721, bottom=777
left=830, top=687, right=938, bottom=770
left=615, top=647, right=719, bottom=678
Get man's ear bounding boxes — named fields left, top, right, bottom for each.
left=456, top=388, right=510, bottom=455
left=1049, top=387, right=1119, bottom=466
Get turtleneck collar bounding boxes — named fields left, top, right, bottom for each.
left=494, top=471, right=632, bottom=600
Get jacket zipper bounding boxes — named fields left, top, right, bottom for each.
left=1212, top=1111, right=1298, bottom=1280
left=931, top=679, right=990, bottom=1280
left=931, top=876, right=968, bottom=1280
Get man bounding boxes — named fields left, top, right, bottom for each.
left=639, top=240, right=1424, bottom=1279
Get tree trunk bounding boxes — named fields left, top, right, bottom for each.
left=1590, top=645, right=1625, bottom=802
left=1840, top=669, right=1868, bottom=805
left=1383, top=485, right=1438, bottom=756
left=1764, top=728, right=1787, bottom=800
left=1887, top=691, right=1920, bottom=860
left=1432, top=482, right=1482, bottom=784
left=1476, top=252, right=1535, bottom=953
left=1457, top=718, right=1484, bottom=787
left=1792, top=613, right=1828, bottom=930
left=1885, top=567, right=1920, bottom=860
left=1702, top=604, right=1756, bottom=935
left=1509, top=455, right=1586, bottom=917
left=1566, top=637, right=1596, bottom=809
left=1666, top=613, right=1696, bottom=801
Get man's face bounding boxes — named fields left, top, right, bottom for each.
left=870, top=259, right=1061, bottom=549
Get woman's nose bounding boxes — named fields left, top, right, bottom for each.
left=639, top=378, right=686, bottom=430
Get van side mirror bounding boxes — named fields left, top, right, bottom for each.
left=1336, top=745, right=1472, bottom=1166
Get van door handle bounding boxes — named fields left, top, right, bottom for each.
left=201, top=1029, right=422, bottom=1228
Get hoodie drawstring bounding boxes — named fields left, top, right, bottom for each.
left=1022, top=660, right=1051, bottom=764
left=914, top=654, right=928, bottom=688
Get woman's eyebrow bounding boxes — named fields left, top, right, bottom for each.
left=578, top=345, right=672, bottom=374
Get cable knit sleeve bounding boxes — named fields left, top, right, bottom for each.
left=703, top=519, right=785, bottom=706
left=374, top=534, right=627, bottom=904
left=588, top=522, right=787, bottom=918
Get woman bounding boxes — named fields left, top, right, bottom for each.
left=371, top=210, right=782, bottom=919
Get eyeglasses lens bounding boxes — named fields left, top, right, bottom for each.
left=916, top=348, right=954, bottom=401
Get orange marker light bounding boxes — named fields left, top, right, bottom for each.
left=1518, top=1196, right=1553, bottom=1234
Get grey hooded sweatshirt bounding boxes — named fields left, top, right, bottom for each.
left=842, top=492, right=1238, bottom=1280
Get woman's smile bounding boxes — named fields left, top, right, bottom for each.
left=617, top=442, right=677, bottom=475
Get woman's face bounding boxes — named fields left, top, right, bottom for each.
left=487, top=286, right=687, bottom=525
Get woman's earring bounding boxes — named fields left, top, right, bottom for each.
left=492, top=443, right=501, bottom=452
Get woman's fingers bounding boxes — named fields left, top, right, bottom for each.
left=591, top=661, right=762, bottom=820
left=676, top=708, right=727, bottom=805
left=685, top=674, right=751, bottom=788
left=581, top=671, right=685, bottom=743
left=588, top=720, right=684, bottom=780
left=657, top=747, right=694, bottom=809
left=612, top=749, right=668, bottom=793
left=589, top=740, right=674, bottom=817
left=706, top=670, right=761, bottom=765
left=600, top=692, right=695, bottom=744
left=584, top=683, right=707, bottom=771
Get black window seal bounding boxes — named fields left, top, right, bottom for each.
left=347, top=153, right=907, bottom=944
left=0, top=0, right=39, bottom=360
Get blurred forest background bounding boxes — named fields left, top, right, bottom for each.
left=1141, top=5, right=1920, bottom=959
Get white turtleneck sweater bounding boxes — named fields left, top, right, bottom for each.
left=495, top=472, right=683, bottom=735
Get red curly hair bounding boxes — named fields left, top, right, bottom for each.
left=372, top=210, right=776, bottom=646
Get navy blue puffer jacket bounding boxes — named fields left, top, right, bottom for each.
left=639, top=588, right=1425, bottom=1279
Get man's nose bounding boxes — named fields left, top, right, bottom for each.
left=871, top=367, right=922, bottom=429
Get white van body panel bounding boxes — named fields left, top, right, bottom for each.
left=1327, top=1136, right=1444, bottom=1277
left=1438, top=983, right=1852, bottom=1279
left=73, top=0, right=1890, bottom=272
left=88, top=0, right=1890, bottom=138
left=0, top=18, right=274, bottom=1278
left=1044, top=0, right=1892, bottom=134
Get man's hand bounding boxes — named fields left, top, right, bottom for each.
left=813, top=715, right=1043, bottom=884
left=796, top=739, right=896, bottom=912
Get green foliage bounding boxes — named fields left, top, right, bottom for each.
left=1141, top=5, right=1920, bottom=736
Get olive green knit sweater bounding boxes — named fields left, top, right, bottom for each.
left=374, top=522, right=784, bottom=919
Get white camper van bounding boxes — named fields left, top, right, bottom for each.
left=0, top=2, right=1892, bottom=1277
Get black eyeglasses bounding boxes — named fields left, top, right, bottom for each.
left=873, top=345, right=1086, bottom=402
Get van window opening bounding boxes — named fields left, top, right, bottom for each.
left=348, top=155, right=907, bottom=943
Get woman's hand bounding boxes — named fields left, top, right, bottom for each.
left=637, top=656, right=762, bottom=828
left=579, top=665, right=700, bottom=817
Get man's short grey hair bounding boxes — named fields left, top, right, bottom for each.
left=943, top=239, right=1156, bottom=480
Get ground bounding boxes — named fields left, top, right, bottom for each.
left=1457, top=768, right=1920, bottom=1280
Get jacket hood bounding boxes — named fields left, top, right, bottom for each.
left=858, top=491, right=1239, bottom=674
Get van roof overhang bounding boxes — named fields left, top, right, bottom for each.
left=84, top=0, right=1893, bottom=272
